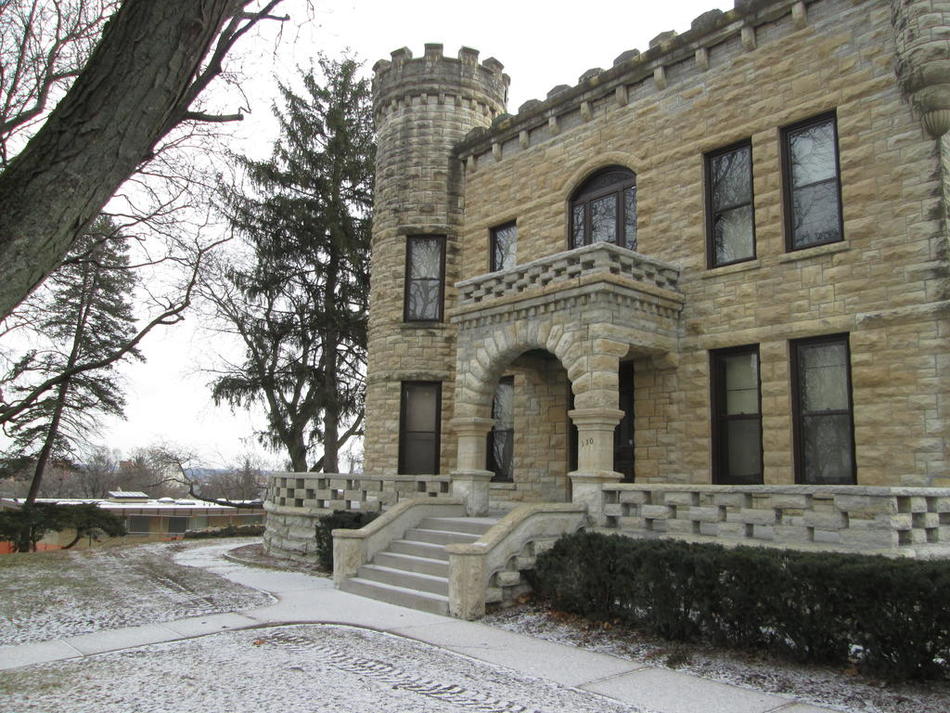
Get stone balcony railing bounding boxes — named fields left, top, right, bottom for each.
left=456, top=242, right=681, bottom=308
left=601, top=483, right=950, bottom=557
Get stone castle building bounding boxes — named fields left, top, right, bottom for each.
left=362, top=0, right=949, bottom=509
left=265, top=0, right=950, bottom=613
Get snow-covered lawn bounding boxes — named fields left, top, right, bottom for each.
left=0, top=539, right=271, bottom=645
left=0, top=624, right=642, bottom=713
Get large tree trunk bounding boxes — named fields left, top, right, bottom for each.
left=0, top=0, right=243, bottom=319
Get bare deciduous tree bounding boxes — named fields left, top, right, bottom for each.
left=0, top=0, right=293, bottom=320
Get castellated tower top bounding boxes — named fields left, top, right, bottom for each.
left=372, top=44, right=509, bottom=120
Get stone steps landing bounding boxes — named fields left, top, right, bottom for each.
left=339, top=516, right=498, bottom=615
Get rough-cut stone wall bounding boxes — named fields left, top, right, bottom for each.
left=363, top=46, right=508, bottom=476
left=454, top=0, right=949, bottom=486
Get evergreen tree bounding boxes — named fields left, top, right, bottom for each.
left=208, top=55, right=374, bottom=472
left=0, top=216, right=141, bottom=500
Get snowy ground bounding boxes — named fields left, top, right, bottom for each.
left=484, top=604, right=950, bottom=713
left=1, top=539, right=947, bottom=713
left=0, top=539, right=271, bottom=645
left=0, top=624, right=643, bottom=713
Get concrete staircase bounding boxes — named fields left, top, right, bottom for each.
left=339, top=516, right=498, bottom=615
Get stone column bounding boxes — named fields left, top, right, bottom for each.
left=568, top=407, right=625, bottom=523
left=450, top=416, right=495, bottom=515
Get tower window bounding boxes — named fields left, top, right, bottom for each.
left=404, top=236, right=445, bottom=322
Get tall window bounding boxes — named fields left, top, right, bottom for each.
left=404, top=236, right=445, bottom=322
left=711, top=346, right=763, bottom=484
left=399, top=382, right=441, bottom=474
left=782, top=113, right=843, bottom=250
left=706, top=141, right=755, bottom=267
left=491, top=222, right=517, bottom=272
left=486, top=376, right=514, bottom=482
left=791, top=335, right=855, bottom=484
left=570, top=166, right=637, bottom=250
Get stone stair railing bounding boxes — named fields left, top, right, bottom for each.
left=445, top=503, right=587, bottom=619
left=333, top=498, right=467, bottom=586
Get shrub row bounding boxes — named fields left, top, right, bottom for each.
left=531, top=532, right=950, bottom=680
left=183, top=524, right=265, bottom=539
left=314, top=510, right=378, bottom=571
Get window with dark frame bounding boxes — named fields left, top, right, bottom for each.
left=404, top=236, right=445, bottom=322
left=710, top=346, right=763, bottom=484
left=782, top=112, right=843, bottom=250
left=486, top=376, right=514, bottom=482
left=791, top=334, right=856, bottom=484
left=398, top=381, right=441, bottom=475
left=706, top=141, right=755, bottom=267
left=491, top=222, right=517, bottom=272
left=570, top=166, right=637, bottom=251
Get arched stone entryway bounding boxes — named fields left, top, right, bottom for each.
left=448, top=243, right=685, bottom=516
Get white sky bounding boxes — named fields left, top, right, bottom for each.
left=100, top=0, right=729, bottom=468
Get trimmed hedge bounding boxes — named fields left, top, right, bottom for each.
left=184, top=524, right=265, bottom=539
left=532, top=532, right=950, bottom=680
left=314, top=510, right=379, bottom=571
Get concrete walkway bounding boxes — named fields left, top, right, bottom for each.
left=0, top=541, right=834, bottom=713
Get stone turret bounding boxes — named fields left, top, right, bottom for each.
left=892, top=0, right=950, bottom=138
left=363, top=45, right=509, bottom=475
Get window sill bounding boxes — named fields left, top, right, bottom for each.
left=778, top=241, right=849, bottom=263
left=701, top=259, right=760, bottom=279
left=489, top=481, right=517, bottom=490
left=400, top=321, right=450, bottom=331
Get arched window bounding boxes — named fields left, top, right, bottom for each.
left=570, top=166, right=637, bottom=250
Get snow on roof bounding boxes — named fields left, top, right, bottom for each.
left=107, top=491, right=149, bottom=499
left=0, top=497, right=261, bottom=512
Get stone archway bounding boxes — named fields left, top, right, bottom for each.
left=449, top=317, right=629, bottom=515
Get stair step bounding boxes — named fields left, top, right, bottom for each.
left=418, top=516, right=497, bottom=536
left=340, top=577, right=449, bottom=616
left=357, top=564, right=448, bottom=595
left=389, top=539, right=450, bottom=561
left=404, top=527, right=481, bottom=546
left=374, top=551, right=449, bottom=577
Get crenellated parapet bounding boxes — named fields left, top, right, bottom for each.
left=892, top=0, right=950, bottom=138
left=372, top=44, right=509, bottom=123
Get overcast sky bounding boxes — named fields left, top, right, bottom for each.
left=101, top=0, right=729, bottom=469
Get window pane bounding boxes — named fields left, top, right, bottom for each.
left=493, top=224, right=516, bottom=271
left=623, top=186, right=637, bottom=250
left=724, top=352, right=759, bottom=415
left=572, top=205, right=585, bottom=247
left=791, top=180, right=841, bottom=248
left=590, top=195, right=617, bottom=243
left=490, top=430, right=513, bottom=481
left=404, top=384, right=438, bottom=431
left=404, top=433, right=437, bottom=474
left=407, top=280, right=440, bottom=320
left=492, top=379, right=514, bottom=428
left=726, top=419, right=762, bottom=481
left=799, top=342, right=849, bottom=412
left=789, top=120, right=837, bottom=188
left=408, top=238, right=442, bottom=279
left=711, top=146, right=752, bottom=210
left=714, top=205, right=755, bottom=264
left=801, top=413, right=853, bottom=484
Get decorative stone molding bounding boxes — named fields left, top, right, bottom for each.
left=892, top=0, right=950, bottom=138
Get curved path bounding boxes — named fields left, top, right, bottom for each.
left=0, top=541, right=832, bottom=713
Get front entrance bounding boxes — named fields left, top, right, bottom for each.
left=570, top=360, right=635, bottom=482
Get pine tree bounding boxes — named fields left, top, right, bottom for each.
left=208, top=55, right=374, bottom=472
left=1, top=216, right=142, bottom=501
